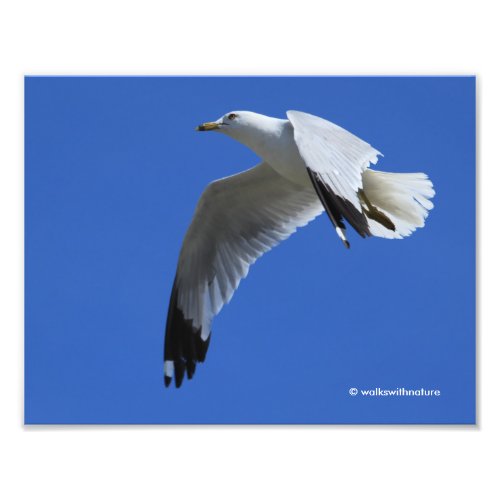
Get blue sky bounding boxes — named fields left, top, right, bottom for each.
left=25, top=76, right=475, bottom=424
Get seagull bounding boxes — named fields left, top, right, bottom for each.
left=164, top=110, right=435, bottom=388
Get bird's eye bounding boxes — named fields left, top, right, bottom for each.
left=228, top=113, right=237, bottom=120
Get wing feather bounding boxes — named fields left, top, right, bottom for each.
left=287, top=110, right=381, bottom=224
left=287, top=111, right=435, bottom=243
left=164, top=162, right=323, bottom=387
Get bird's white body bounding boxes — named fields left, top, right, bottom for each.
left=164, top=110, right=435, bottom=387
left=225, top=114, right=310, bottom=186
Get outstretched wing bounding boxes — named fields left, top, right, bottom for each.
left=164, top=162, right=323, bottom=387
left=287, top=110, right=382, bottom=240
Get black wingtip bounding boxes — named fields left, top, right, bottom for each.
left=186, top=359, right=196, bottom=379
left=306, top=167, right=372, bottom=239
left=174, top=360, right=186, bottom=388
left=343, top=240, right=351, bottom=249
left=195, top=334, right=211, bottom=362
left=164, top=277, right=214, bottom=389
left=164, top=376, right=172, bottom=388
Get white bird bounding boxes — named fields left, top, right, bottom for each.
left=164, top=110, right=435, bottom=387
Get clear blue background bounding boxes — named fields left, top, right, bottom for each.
left=25, top=77, right=475, bottom=424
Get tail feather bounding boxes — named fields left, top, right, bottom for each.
left=361, top=169, right=435, bottom=239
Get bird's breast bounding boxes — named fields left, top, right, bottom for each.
left=258, top=123, right=311, bottom=186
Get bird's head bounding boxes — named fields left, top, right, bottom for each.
left=195, top=110, right=279, bottom=143
left=196, top=111, right=287, bottom=159
left=196, top=111, right=253, bottom=133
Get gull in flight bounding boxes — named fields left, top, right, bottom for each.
left=164, top=110, right=435, bottom=387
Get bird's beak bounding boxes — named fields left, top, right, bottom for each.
left=195, top=121, right=220, bottom=131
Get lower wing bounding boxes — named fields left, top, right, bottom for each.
left=164, top=162, right=324, bottom=387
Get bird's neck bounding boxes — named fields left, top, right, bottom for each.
left=232, top=117, right=290, bottom=162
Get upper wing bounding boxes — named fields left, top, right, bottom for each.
left=287, top=110, right=382, bottom=239
left=164, top=162, right=323, bottom=387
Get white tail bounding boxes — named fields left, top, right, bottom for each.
left=362, top=169, right=435, bottom=239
